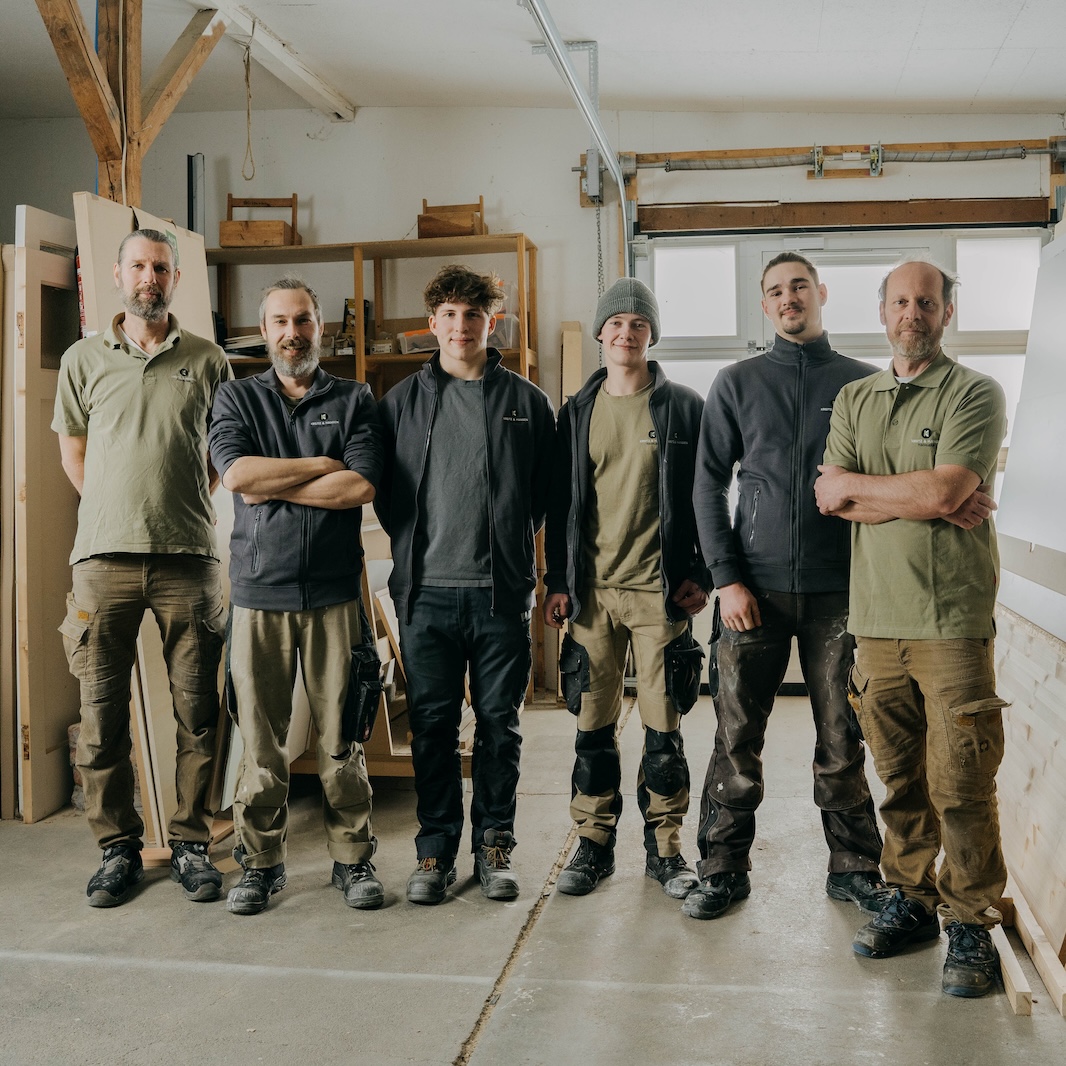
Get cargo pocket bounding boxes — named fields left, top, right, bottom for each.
left=665, top=628, right=705, bottom=715
left=949, top=696, right=1008, bottom=775
left=559, top=633, right=590, bottom=716
left=846, top=663, right=868, bottom=733
left=706, top=598, right=722, bottom=699
left=58, top=594, right=93, bottom=679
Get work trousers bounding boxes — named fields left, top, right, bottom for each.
left=228, top=600, right=375, bottom=869
left=566, top=586, right=691, bottom=859
left=850, top=636, right=1007, bottom=928
left=398, top=586, right=531, bottom=862
left=695, top=590, right=882, bottom=879
left=62, top=554, right=226, bottom=850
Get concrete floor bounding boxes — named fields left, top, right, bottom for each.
left=1, top=694, right=1062, bottom=1066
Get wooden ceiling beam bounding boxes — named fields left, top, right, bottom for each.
left=34, top=0, right=122, bottom=160
left=141, top=9, right=228, bottom=151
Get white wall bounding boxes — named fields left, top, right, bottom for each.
left=1, top=105, right=1062, bottom=403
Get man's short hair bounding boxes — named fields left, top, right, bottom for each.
left=761, top=251, right=819, bottom=290
left=117, top=228, right=177, bottom=267
left=878, top=258, right=959, bottom=306
left=424, top=264, right=505, bottom=316
left=258, top=276, right=323, bottom=327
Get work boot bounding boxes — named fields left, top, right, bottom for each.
left=226, top=864, right=287, bottom=915
left=406, top=857, right=457, bottom=905
left=86, top=844, right=144, bottom=908
left=645, top=854, right=699, bottom=899
left=332, top=860, right=385, bottom=909
left=170, top=841, right=223, bottom=902
left=942, top=922, right=1000, bottom=998
left=852, top=889, right=940, bottom=957
left=681, top=871, right=750, bottom=919
left=474, top=830, right=520, bottom=901
left=555, top=837, right=615, bottom=896
left=826, top=871, right=893, bottom=914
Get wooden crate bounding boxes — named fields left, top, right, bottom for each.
left=417, top=195, right=486, bottom=239
left=220, top=193, right=301, bottom=248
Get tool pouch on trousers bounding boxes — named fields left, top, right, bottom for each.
left=706, top=597, right=722, bottom=700
left=342, top=600, right=383, bottom=744
left=665, top=626, right=705, bottom=715
left=558, top=632, right=591, bottom=715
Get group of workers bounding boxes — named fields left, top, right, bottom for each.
left=53, top=227, right=1008, bottom=1000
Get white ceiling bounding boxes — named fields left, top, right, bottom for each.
left=6, top=0, right=1066, bottom=121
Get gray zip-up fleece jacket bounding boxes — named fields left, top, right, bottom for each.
left=209, top=366, right=383, bottom=611
left=693, top=332, right=876, bottom=594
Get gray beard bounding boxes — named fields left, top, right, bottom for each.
left=269, top=342, right=320, bottom=380
left=121, top=289, right=169, bottom=323
left=890, top=331, right=941, bottom=370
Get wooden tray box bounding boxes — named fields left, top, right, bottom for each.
left=219, top=219, right=298, bottom=247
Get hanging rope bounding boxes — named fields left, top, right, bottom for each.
left=241, top=21, right=257, bottom=181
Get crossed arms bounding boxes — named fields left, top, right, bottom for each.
left=222, top=455, right=374, bottom=510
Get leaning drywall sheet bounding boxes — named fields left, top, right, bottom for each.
left=1, top=245, right=16, bottom=819
left=12, top=209, right=82, bottom=821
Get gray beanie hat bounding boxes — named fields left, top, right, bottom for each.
left=593, top=277, right=661, bottom=346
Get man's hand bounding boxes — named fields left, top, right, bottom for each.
left=671, top=579, right=709, bottom=617
left=943, top=485, right=997, bottom=530
left=717, top=582, right=761, bottom=631
left=543, top=592, right=572, bottom=630
left=241, top=493, right=268, bottom=506
left=814, top=464, right=852, bottom=516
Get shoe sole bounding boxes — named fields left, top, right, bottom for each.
left=170, top=868, right=222, bottom=902
left=87, top=865, right=145, bottom=908
left=480, top=878, right=520, bottom=901
left=943, top=975, right=997, bottom=998
left=852, top=922, right=940, bottom=958
left=406, top=867, right=457, bottom=905
left=681, top=880, right=751, bottom=920
left=332, top=869, right=385, bottom=909
left=226, top=871, right=287, bottom=915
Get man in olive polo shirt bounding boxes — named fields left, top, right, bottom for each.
left=53, top=229, right=232, bottom=908
left=814, top=258, right=1007, bottom=999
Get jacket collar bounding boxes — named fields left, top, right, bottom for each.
left=254, top=363, right=334, bottom=398
left=420, top=348, right=504, bottom=389
left=572, top=359, right=667, bottom=407
left=765, top=331, right=837, bottom=365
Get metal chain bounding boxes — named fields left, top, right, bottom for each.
left=596, top=205, right=605, bottom=366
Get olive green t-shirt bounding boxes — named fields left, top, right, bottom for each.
left=583, top=384, right=661, bottom=591
left=51, top=314, right=233, bottom=564
left=823, top=351, right=1006, bottom=639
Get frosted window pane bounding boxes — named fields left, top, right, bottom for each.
left=814, top=264, right=887, bottom=334
left=657, top=359, right=735, bottom=397
left=955, top=238, right=1040, bottom=331
left=654, top=246, right=737, bottom=337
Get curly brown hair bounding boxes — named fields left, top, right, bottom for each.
left=424, top=264, right=505, bottom=316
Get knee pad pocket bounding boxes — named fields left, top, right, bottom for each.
left=559, top=633, right=591, bottom=715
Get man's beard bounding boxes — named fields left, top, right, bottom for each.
left=121, top=286, right=169, bottom=323
left=890, top=326, right=942, bottom=368
left=269, top=339, right=320, bottom=379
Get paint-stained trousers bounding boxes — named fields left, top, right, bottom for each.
left=62, top=554, right=226, bottom=850
left=564, top=587, right=692, bottom=859
left=695, top=589, right=883, bottom=879
left=850, top=636, right=1007, bottom=928
left=228, top=600, right=375, bottom=869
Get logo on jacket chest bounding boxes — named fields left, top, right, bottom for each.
left=312, top=411, right=340, bottom=428
left=502, top=408, right=529, bottom=424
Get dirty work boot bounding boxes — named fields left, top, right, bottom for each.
left=86, top=844, right=144, bottom=908
left=332, top=861, right=385, bottom=909
left=556, top=837, right=615, bottom=896
left=681, top=871, right=751, bottom=919
left=170, top=841, right=223, bottom=902
left=474, top=830, right=520, bottom=900
left=942, top=922, right=1000, bottom=998
left=406, top=857, right=457, bottom=905
left=852, top=889, right=940, bottom=957
left=645, top=854, right=699, bottom=899
left=226, top=864, right=287, bottom=915
left=826, top=871, right=893, bottom=914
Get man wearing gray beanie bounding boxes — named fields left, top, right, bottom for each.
left=544, top=276, right=710, bottom=899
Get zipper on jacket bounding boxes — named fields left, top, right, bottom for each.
left=251, top=508, right=262, bottom=573
left=482, top=373, right=497, bottom=616
left=789, top=353, right=806, bottom=592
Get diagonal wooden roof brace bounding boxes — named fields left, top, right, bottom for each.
left=181, top=0, right=356, bottom=122
left=35, top=0, right=229, bottom=205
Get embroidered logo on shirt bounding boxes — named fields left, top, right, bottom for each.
left=912, top=427, right=938, bottom=446
left=171, top=367, right=192, bottom=382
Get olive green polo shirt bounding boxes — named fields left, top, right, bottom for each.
left=823, top=351, right=1006, bottom=639
left=52, top=313, right=233, bottom=564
